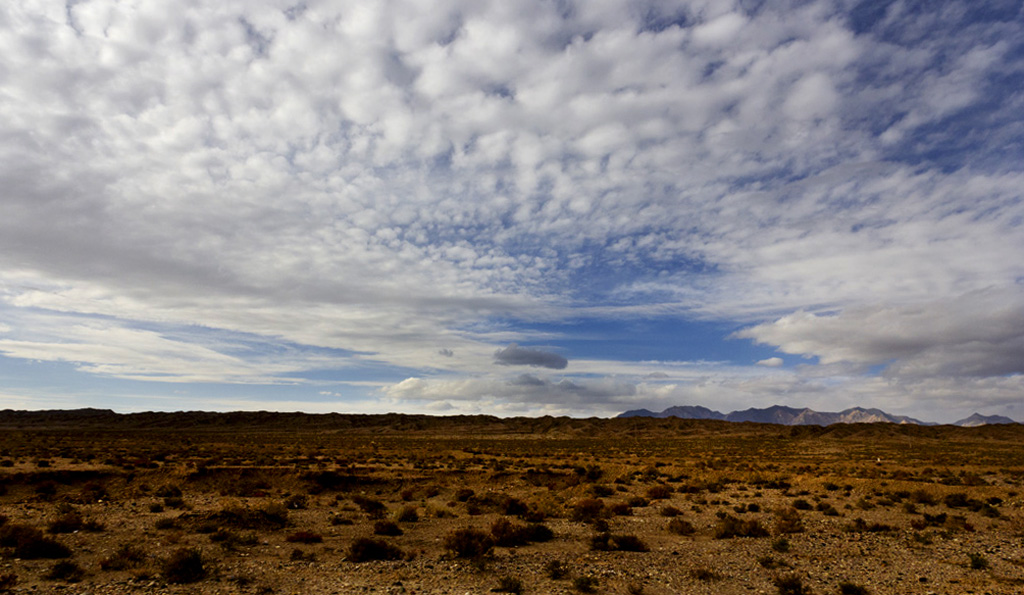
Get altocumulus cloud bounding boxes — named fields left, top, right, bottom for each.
left=0, top=0, right=1021, bottom=422
left=494, top=344, right=568, bottom=370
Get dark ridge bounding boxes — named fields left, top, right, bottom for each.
left=1, top=410, right=1022, bottom=442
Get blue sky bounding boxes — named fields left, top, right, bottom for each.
left=1, top=0, right=1023, bottom=422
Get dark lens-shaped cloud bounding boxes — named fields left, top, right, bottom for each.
left=494, top=343, right=568, bottom=369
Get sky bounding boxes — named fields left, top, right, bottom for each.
left=1, top=0, right=1022, bottom=423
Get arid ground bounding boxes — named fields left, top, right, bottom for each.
left=1, top=410, right=1023, bottom=594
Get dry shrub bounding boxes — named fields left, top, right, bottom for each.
left=590, top=532, right=648, bottom=552
left=208, top=503, right=289, bottom=531
left=494, top=575, right=523, bottom=594
left=490, top=518, right=554, bottom=547
left=574, top=575, right=599, bottom=593
left=660, top=505, right=682, bottom=517
left=646, top=485, right=673, bottom=500
left=373, top=521, right=403, bottom=536
left=570, top=498, right=606, bottom=523
left=396, top=506, right=419, bottom=523
left=100, top=543, right=147, bottom=571
left=444, top=528, right=493, bottom=559
left=667, top=518, right=695, bottom=535
left=352, top=495, right=387, bottom=519
left=774, top=574, right=809, bottom=595
left=347, top=537, right=405, bottom=562
left=689, top=566, right=721, bottom=581
left=714, top=515, right=768, bottom=539
left=285, top=530, right=324, bottom=543
left=162, top=548, right=206, bottom=584
left=0, top=524, right=71, bottom=559
left=774, top=507, right=804, bottom=535
left=545, top=559, right=569, bottom=579
left=844, top=518, right=894, bottom=533
left=45, top=561, right=84, bottom=582
left=48, top=512, right=84, bottom=534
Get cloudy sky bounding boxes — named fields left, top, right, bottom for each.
left=1, top=0, right=1022, bottom=422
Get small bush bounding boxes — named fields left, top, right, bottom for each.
left=570, top=499, right=606, bottom=523
left=208, top=503, right=289, bottom=531
left=660, top=505, right=682, bottom=517
left=844, top=518, right=893, bottom=533
left=490, top=518, right=552, bottom=547
left=590, top=532, right=649, bottom=552
left=347, top=537, right=405, bottom=562
left=48, top=512, right=84, bottom=534
left=444, top=528, right=493, bottom=559
left=903, top=489, right=933, bottom=505
left=714, top=515, right=769, bottom=539
left=667, top=518, right=695, bottom=535
left=154, top=516, right=181, bottom=530
left=373, top=520, right=403, bottom=536
left=546, top=559, right=569, bottom=579
left=494, top=575, right=523, bottom=594
left=45, top=561, right=84, bottom=582
left=163, top=496, right=186, bottom=509
left=773, top=574, right=809, bottom=595
left=775, top=508, right=804, bottom=535
left=100, top=543, right=147, bottom=570
left=163, top=548, right=206, bottom=584
left=771, top=537, right=791, bottom=553
left=690, top=567, right=721, bottom=581
left=839, top=582, right=870, bottom=595
left=396, top=506, right=419, bottom=523
left=352, top=495, right=387, bottom=519
left=290, top=547, right=316, bottom=562
left=574, top=575, right=599, bottom=593
left=155, top=484, right=183, bottom=498
left=0, top=524, right=71, bottom=559
left=646, top=485, right=673, bottom=500
left=759, top=555, right=788, bottom=569
left=969, top=552, right=989, bottom=570
left=285, top=530, right=324, bottom=544
left=455, top=488, right=475, bottom=502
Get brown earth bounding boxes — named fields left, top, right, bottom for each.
left=1, top=410, right=1023, bottom=594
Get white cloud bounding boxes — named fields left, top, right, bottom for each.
left=737, top=288, right=1024, bottom=379
left=756, top=357, right=784, bottom=367
left=0, top=1, right=1021, bottom=420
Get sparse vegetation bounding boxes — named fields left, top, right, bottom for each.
left=347, top=537, right=405, bottom=562
left=45, top=560, right=84, bottom=582
left=1, top=410, right=1022, bottom=593
left=773, top=574, right=809, bottom=595
left=162, top=547, right=206, bottom=584
left=573, top=575, right=599, bottom=593
left=494, top=575, right=523, bottom=594
left=444, top=528, right=493, bottom=559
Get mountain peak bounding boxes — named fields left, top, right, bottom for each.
left=953, top=413, right=1017, bottom=427
left=617, top=405, right=935, bottom=426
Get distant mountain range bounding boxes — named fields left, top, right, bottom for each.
left=617, top=405, right=1017, bottom=427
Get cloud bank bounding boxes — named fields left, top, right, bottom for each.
left=0, top=0, right=1021, bottom=422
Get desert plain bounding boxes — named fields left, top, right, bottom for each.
left=1, top=409, right=1023, bottom=594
